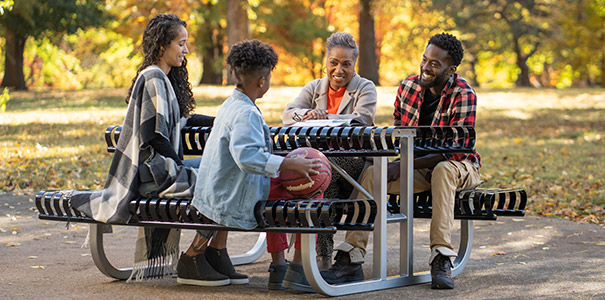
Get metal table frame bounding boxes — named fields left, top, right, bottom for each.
left=88, top=128, right=474, bottom=295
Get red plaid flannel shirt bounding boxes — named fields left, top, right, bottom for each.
left=393, top=73, right=481, bottom=171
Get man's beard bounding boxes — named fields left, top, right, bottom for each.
left=419, top=70, right=447, bottom=89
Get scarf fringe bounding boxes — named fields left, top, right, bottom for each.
left=127, top=240, right=179, bottom=282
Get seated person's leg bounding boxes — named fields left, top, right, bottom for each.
left=428, top=160, right=480, bottom=289
left=266, top=232, right=289, bottom=290
left=316, top=157, right=365, bottom=270
left=322, top=164, right=431, bottom=283
left=321, top=165, right=393, bottom=283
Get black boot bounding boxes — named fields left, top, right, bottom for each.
left=205, top=246, right=249, bottom=284
left=320, top=250, right=364, bottom=284
left=176, top=252, right=230, bottom=286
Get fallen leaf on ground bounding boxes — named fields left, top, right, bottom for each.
left=6, top=242, right=21, bottom=247
left=30, top=266, right=45, bottom=269
left=28, top=256, right=38, bottom=259
left=494, top=251, right=507, bottom=256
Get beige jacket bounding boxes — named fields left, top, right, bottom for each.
left=282, top=74, right=377, bottom=126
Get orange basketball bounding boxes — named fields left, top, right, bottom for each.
left=279, top=147, right=332, bottom=199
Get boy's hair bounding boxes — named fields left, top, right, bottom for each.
left=326, top=32, right=359, bottom=61
left=226, top=40, right=278, bottom=86
left=428, top=32, right=464, bottom=67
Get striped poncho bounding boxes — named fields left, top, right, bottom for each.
left=68, top=65, right=197, bottom=280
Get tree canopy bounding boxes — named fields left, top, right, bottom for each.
left=0, top=0, right=104, bottom=89
left=0, top=0, right=602, bottom=90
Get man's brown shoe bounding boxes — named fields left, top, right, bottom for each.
left=431, top=253, right=454, bottom=289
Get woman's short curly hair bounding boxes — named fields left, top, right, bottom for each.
left=326, top=32, right=359, bottom=61
left=226, top=40, right=278, bottom=86
left=428, top=33, right=464, bottom=67
left=126, top=13, right=195, bottom=117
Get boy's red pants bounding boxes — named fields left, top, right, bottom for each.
left=266, top=177, right=320, bottom=253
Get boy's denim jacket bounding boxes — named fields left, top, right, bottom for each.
left=192, top=89, right=284, bottom=230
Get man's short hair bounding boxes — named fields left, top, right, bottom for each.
left=428, top=33, right=464, bottom=67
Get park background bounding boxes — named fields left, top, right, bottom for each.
left=0, top=0, right=603, bottom=224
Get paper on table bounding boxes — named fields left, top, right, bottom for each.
left=290, top=119, right=353, bottom=127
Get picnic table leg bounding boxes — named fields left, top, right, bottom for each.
left=230, top=233, right=267, bottom=266
left=452, top=219, right=473, bottom=277
left=89, top=224, right=133, bottom=280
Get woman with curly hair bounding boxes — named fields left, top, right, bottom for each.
left=69, top=13, right=214, bottom=282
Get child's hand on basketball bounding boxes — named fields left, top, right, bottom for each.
left=281, top=157, right=321, bottom=181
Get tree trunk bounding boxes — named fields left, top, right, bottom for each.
left=358, top=0, right=380, bottom=86
left=513, top=38, right=532, bottom=87
left=468, top=59, right=479, bottom=88
left=601, top=30, right=605, bottom=87
left=1, top=29, right=27, bottom=90
left=199, top=22, right=225, bottom=85
left=226, top=0, right=250, bottom=85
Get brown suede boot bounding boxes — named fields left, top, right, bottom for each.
left=431, top=253, right=454, bottom=289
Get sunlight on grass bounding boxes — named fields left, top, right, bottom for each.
left=1, top=86, right=603, bottom=224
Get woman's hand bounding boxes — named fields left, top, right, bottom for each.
left=302, top=109, right=329, bottom=121
left=280, top=157, right=321, bottom=181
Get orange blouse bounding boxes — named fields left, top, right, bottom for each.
left=327, top=86, right=346, bottom=115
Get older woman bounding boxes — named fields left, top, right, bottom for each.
left=280, top=32, right=377, bottom=272
left=283, top=33, right=376, bottom=126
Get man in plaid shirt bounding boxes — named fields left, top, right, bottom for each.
left=321, top=33, right=481, bottom=289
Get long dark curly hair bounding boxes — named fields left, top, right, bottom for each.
left=126, top=13, right=195, bottom=117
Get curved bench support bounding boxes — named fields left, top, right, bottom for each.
left=301, top=219, right=473, bottom=296
left=90, top=224, right=267, bottom=280
left=90, top=224, right=133, bottom=280
left=452, top=220, right=473, bottom=276
left=230, top=233, right=267, bottom=266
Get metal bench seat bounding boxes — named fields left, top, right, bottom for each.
left=387, top=188, right=527, bottom=220
left=35, top=191, right=376, bottom=233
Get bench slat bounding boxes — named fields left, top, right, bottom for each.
left=387, top=188, right=527, bottom=220
left=106, top=125, right=477, bottom=156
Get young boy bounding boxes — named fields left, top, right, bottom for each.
left=177, top=40, right=321, bottom=291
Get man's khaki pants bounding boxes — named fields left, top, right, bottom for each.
left=341, top=160, right=481, bottom=263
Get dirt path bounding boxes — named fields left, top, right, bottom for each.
left=1, top=192, right=604, bottom=299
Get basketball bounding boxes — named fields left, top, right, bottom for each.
left=280, top=147, right=332, bottom=199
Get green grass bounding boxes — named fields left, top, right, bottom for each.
left=1, top=86, right=603, bottom=223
